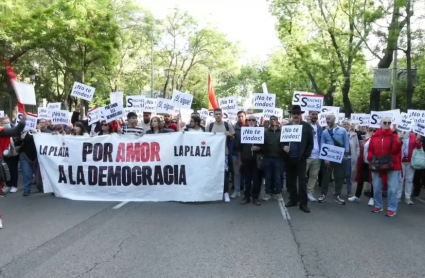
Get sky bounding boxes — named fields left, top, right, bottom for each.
left=135, top=0, right=282, bottom=63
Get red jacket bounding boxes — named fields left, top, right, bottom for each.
left=0, top=127, right=10, bottom=159
left=401, top=133, right=422, bottom=162
left=356, top=137, right=372, bottom=183
left=367, top=128, right=402, bottom=171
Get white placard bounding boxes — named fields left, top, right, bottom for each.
left=218, top=96, right=237, bottom=111
left=369, top=111, right=393, bottom=128
left=70, top=82, right=95, bottom=102
left=12, top=81, right=36, bottom=105
left=318, top=112, right=331, bottom=127
left=280, top=125, right=303, bottom=142
left=241, top=127, right=264, bottom=144
left=407, top=109, right=425, bottom=124
left=338, top=114, right=345, bottom=124
left=0, top=111, right=4, bottom=117
left=373, top=68, right=391, bottom=90
left=413, top=122, right=425, bottom=137
left=319, top=144, right=345, bottom=163
left=253, top=113, right=263, bottom=125
left=262, top=83, right=268, bottom=94
left=172, top=90, right=193, bottom=109
left=350, top=113, right=362, bottom=124
left=144, top=98, right=157, bottom=113
left=123, top=108, right=143, bottom=119
left=253, top=93, right=276, bottom=109
left=274, top=108, right=283, bottom=119
left=88, top=108, right=101, bottom=125
left=321, top=106, right=339, bottom=116
left=299, top=94, right=324, bottom=111
left=200, top=108, right=209, bottom=120
left=227, top=110, right=238, bottom=122
left=156, top=98, right=175, bottom=114
left=396, top=118, right=413, bottom=132
left=37, top=107, right=50, bottom=119
left=358, top=114, right=370, bottom=126
left=16, top=113, right=37, bottom=131
left=104, top=103, right=124, bottom=123
left=292, top=91, right=314, bottom=105
left=263, top=108, right=275, bottom=120
left=126, top=96, right=145, bottom=109
left=51, top=110, right=70, bottom=125
left=47, top=102, right=61, bottom=111
left=110, top=92, right=124, bottom=106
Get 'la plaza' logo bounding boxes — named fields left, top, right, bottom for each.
left=174, top=141, right=211, bottom=157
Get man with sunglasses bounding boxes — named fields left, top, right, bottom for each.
left=318, top=114, right=350, bottom=205
left=282, top=105, right=314, bottom=212
left=262, top=115, right=284, bottom=201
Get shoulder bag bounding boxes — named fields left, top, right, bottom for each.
left=370, top=135, right=393, bottom=172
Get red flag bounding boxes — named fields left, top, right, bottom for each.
left=2, top=58, right=25, bottom=113
left=208, top=74, right=218, bottom=110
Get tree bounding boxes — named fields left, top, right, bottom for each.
left=270, top=0, right=382, bottom=116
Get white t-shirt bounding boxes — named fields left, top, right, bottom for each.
left=310, top=124, right=320, bottom=159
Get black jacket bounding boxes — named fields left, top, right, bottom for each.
left=282, top=121, right=314, bottom=160
left=0, top=122, right=25, bottom=138
left=263, top=126, right=284, bottom=158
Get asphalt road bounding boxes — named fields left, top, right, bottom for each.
left=1, top=182, right=425, bottom=278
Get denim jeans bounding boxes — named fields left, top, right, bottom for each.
left=345, top=158, right=352, bottom=193
left=19, top=153, right=33, bottom=193
left=232, top=155, right=241, bottom=192
left=264, top=157, right=283, bottom=194
left=372, top=171, right=400, bottom=212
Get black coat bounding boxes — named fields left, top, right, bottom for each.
left=0, top=122, right=25, bottom=138
left=282, top=121, right=314, bottom=160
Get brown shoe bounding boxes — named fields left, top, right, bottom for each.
left=241, top=198, right=251, bottom=204
left=252, top=199, right=261, bottom=206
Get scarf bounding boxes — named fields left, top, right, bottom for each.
left=402, top=133, right=410, bottom=159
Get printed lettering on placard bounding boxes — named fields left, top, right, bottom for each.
left=319, top=143, right=345, bottom=163
left=241, top=127, right=264, bottom=144
left=126, top=96, right=145, bottom=109
left=280, top=125, right=303, bottom=142
left=253, top=94, right=276, bottom=109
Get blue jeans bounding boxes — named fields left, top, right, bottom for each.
left=19, top=153, right=33, bottom=193
left=264, top=157, right=283, bottom=194
left=372, top=171, right=400, bottom=212
left=345, top=158, right=352, bottom=193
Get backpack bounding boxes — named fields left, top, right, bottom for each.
left=208, top=122, right=229, bottom=132
left=411, top=148, right=425, bottom=170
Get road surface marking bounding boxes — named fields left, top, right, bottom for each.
left=113, top=201, right=129, bottom=209
left=278, top=200, right=291, bottom=220
left=414, top=197, right=425, bottom=204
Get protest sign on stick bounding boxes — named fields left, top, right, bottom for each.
left=241, top=127, right=264, bottom=144
left=280, top=125, right=303, bottom=142
left=319, top=144, right=345, bottom=163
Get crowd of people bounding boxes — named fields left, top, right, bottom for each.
left=0, top=104, right=424, bottom=229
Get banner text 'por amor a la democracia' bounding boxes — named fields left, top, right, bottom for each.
left=33, top=133, right=226, bottom=202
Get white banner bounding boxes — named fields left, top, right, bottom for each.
left=319, top=144, right=345, bottom=163
left=34, top=133, right=225, bottom=202
left=241, top=127, right=264, bottom=144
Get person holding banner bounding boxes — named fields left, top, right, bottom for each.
left=367, top=117, right=403, bottom=217
left=282, top=105, right=314, bottom=213
left=0, top=114, right=26, bottom=229
left=146, top=117, right=168, bottom=134
left=238, top=114, right=262, bottom=205
left=318, top=114, right=350, bottom=205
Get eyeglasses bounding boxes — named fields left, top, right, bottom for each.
left=248, top=119, right=256, bottom=122
left=382, top=121, right=392, bottom=125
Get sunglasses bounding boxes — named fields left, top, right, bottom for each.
left=382, top=121, right=392, bottom=125
left=248, top=119, right=256, bottom=122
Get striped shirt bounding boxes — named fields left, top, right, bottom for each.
left=123, top=125, right=144, bottom=135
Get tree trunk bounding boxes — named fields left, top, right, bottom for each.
left=341, top=76, right=353, bottom=117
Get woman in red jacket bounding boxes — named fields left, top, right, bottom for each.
left=398, top=132, right=422, bottom=205
left=367, top=117, right=402, bottom=217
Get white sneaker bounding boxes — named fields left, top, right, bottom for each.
left=230, top=191, right=240, bottom=199
left=10, top=187, right=17, bottom=193
left=262, top=194, right=271, bottom=201
left=368, top=198, right=374, bottom=207
left=405, top=198, right=413, bottom=205
left=275, top=193, right=283, bottom=201
left=224, top=193, right=230, bottom=203
left=348, top=196, right=361, bottom=203
left=307, top=193, right=316, bottom=202
left=2, top=187, right=10, bottom=194
left=0, top=219, right=3, bottom=229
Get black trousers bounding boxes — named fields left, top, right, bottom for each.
left=242, top=159, right=260, bottom=199
left=413, top=169, right=425, bottom=197
left=4, top=155, right=19, bottom=188
left=355, top=163, right=374, bottom=198
left=285, top=157, right=308, bottom=205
